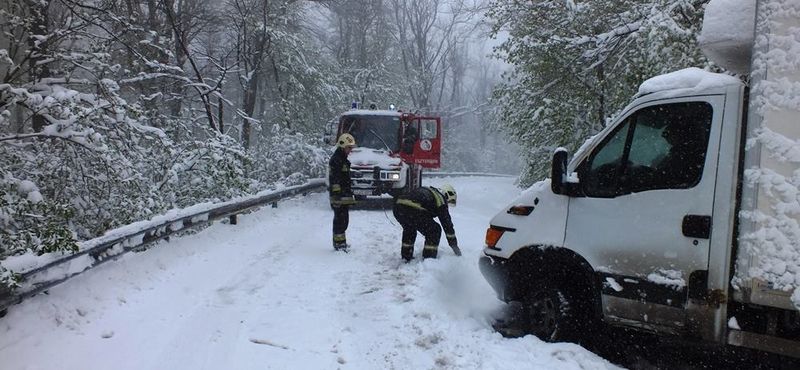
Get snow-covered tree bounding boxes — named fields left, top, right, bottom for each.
left=0, top=0, right=249, bottom=287
left=317, top=0, right=407, bottom=108
left=489, top=0, right=710, bottom=185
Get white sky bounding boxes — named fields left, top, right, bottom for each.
left=0, top=176, right=621, bottom=370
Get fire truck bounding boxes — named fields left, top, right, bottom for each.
left=325, top=107, right=442, bottom=198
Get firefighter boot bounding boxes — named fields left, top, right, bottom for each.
left=422, top=244, right=438, bottom=259
left=401, top=243, right=414, bottom=262
left=333, top=233, right=349, bottom=252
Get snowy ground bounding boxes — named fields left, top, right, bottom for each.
left=0, top=177, right=622, bottom=370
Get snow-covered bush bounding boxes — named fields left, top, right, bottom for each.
left=0, top=173, right=77, bottom=288
left=251, top=125, right=328, bottom=188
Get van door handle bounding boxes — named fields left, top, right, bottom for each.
left=682, top=215, right=711, bottom=239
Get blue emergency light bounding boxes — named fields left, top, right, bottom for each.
left=351, top=102, right=358, bottom=109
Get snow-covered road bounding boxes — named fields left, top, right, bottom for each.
left=0, top=177, right=621, bottom=370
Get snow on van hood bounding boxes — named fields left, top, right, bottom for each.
left=348, top=147, right=402, bottom=168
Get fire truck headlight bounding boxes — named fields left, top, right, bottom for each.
left=390, top=173, right=400, bottom=180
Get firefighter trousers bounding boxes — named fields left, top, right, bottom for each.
left=332, top=205, right=349, bottom=247
left=392, top=205, right=441, bottom=260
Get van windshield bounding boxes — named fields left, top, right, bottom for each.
left=341, top=115, right=401, bottom=152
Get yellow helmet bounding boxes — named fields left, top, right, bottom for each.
left=337, top=133, right=356, bottom=149
left=441, top=184, right=457, bottom=207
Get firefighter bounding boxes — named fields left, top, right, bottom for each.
left=392, top=184, right=461, bottom=261
left=330, top=133, right=357, bottom=251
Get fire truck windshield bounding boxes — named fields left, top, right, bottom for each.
left=341, top=115, right=401, bottom=152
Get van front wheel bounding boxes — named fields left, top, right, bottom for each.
left=523, top=280, right=578, bottom=343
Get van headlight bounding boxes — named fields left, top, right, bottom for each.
left=389, top=173, right=401, bottom=180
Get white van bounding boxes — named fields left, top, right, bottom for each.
left=479, top=0, right=800, bottom=360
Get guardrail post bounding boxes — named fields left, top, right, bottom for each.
left=229, top=214, right=237, bottom=225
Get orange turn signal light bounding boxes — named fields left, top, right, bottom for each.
left=485, top=227, right=505, bottom=249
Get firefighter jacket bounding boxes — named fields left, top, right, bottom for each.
left=329, top=147, right=356, bottom=206
left=396, top=187, right=458, bottom=246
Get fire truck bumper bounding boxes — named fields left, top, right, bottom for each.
left=351, top=167, right=404, bottom=194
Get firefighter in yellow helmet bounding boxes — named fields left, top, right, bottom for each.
left=392, top=184, right=460, bottom=261
left=329, top=133, right=357, bottom=251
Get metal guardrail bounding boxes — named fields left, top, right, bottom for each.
left=424, top=172, right=518, bottom=178
left=0, top=172, right=517, bottom=315
left=0, top=179, right=327, bottom=315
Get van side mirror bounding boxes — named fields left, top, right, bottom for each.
left=551, top=148, right=569, bottom=195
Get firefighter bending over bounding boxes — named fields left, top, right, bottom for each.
left=330, top=133, right=357, bottom=251
left=392, top=184, right=461, bottom=261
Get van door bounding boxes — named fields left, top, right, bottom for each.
left=564, top=97, right=725, bottom=330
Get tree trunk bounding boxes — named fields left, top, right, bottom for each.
left=27, top=0, right=51, bottom=133
left=242, top=71, right=260, bottom=149
left=218, top=82, right=225, bottom=134
left=597, top=63, right=605, bottom=133
left=162, top=0, right=217, bottom=131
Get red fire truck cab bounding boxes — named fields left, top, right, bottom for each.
left=326, top=108, right=442, bottom=198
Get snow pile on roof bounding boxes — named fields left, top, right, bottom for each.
left=735, top=0, right=800, bottom=310
left=698, top=0, right=757, bottom=74
left=637, top=67, right=741, bottom=95
left=348, top=148, right=402, bottom=168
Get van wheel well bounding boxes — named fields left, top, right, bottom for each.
left=507, top=246, right=602, bottom=342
